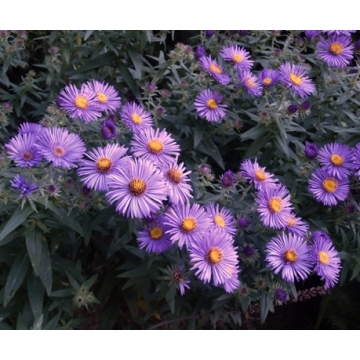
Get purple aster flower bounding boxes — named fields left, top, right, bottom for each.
left=10, top=174, right=38, bottom=198
left=205, top=202, right=237, bottom=236
left=304, top=142, right=318, bottom=159
left=317, top=35, right=354, bottom=67
left=317, top=142, right=353, bottom=179
left=258, top=69, right=280, bottom=88
left=256, top=184, right=294, bottom=229
left=322, top=30, right=356, bottom=36
left=304, top=31, right=321, bottom=40
left=194, top=89, right=227, bottom=122
left=106, top=158, right=168, bottom=219
left=284, top=213, right=309, bottom=237
left=237, top=217, right=250, bottom=230
left=265, top=233, right=312, bottom=282
left=101, top=119, right=117, bottom=139
left=77, top=143, right=129, bottom=192
left=5, top=133, right=43, bottom=167
left=198, top=55, right=231, bottom=85
left=279, top=62, right=316, bottom=98
left=223, top=266, right=241, bottom=293
left=194, top=45, right=206, bottom=60
left=220, top=44, right=254, bottom=71
left=240, top=158, right=278, bottom=190
left=309, top=236, right=341, bottom=289
left=86, top=80, right=121, bottom=113
left=35, top=127, right=86, bottom=169
left=57, top=83, right=101, bottom=122
left=130, top=127, right=180, bottom=168
left=352, top=142, right=360, bottom=179
left=238, top=70, right=263, bottom=97
left=163, top=202, right=212, bottom=249
left=161, top=159, right=193, bottom=205
left=310, top=230, right=331, bottom=245
left=137, top=215, right=173, bottom=254
left=308, top=168, right=349, bottom=206
left=190, top=228, right=239, bottom=286
left=120, top=101, right=153, bottom=134
left=171, top=264, right=190, bottom=296
left=18, top=122, right=44, bottom=137
left=221, top=170, right=235, bottom=187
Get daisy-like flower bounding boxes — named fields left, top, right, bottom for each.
left=321, top=30, right=356, bottom=36
left=220, top=44, right=253, bottom=71
left=309, top=236, right=341, bottom=289
left=258, top=69, right=280, bottom=88
left=5, top=133, right=43, bottom=167
left=120, top=102, right=153, bottom=134
left=238, top=70, right=263, bottom=97
left=77, top=143, right=129, bottom=191
left=205, top=202, right=236, bottom=236
left=310, top=230, right=331, bottom=244
left=18, top=122, right=44, bottom=137
left=284, top=213, right=309, bottom=237
left=10, top=174, right=38, bottom=198
left=137, top=215, right=173, bottom=254
left=35, top=127, right=86, bottom=169
left=256, top=184, right=294, bottom=229
left=190, top=228, right=239, bottom=286
left=198, top=55, right=231, bottom=85
left=194, top=89, right=227, bottom=122
left=130, top=127, right=180, bottom=168
left=240, top=158, right=278, bottom=189
left=163, top=202, right=212, bottom=249
left=308, top=168, right=349, bottom=206
left=317, top=35, right=354, bottom=67
left=265, top=233, right=312, bottom=282
left=101, top=118, right=117, bottom=139
left=86, top=80, right=121, bottom=113
left=317, top=142, right=353, bottom=179
left=279, top=62, right=316, bottom=98
left=352, top=142, right=360, bottom=179
left=162, top=159, right=192, bottom=205
left=57, top=83, right=101, bottom=122
left=106, top=158, right=168, bottom=219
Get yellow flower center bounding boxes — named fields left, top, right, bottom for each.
left=255, top=169, right=267, bottom=182
left=214, top=214, right=225, bottom=228
left=330, top=42, right=344, bottom=56
left=22, top=152, right=33, bottom=161
left=209, top=63, right=222, bottom=74
left=322, top=178, right=338, bottom=193
left=233, top=54, right=243, bottom=63
left=268, top=197, right=282, bottom=213
left=318, top=251, right=329, bottom=265
left=131, top=113, right=142, bottom=124
left=167, top=168, right=182, bottom=184
left=96, top=157, right=112, bottom=173
left=53, top=146, right=65, bottom=157
left=206, top=99, right=218, bottom=110
left=149, top=227, right=163, bottom=240
left=147, top=139, right=164, bottom=154
left=75, top=96, right=88, bottom=110
left=246, top=78, right=255, bottom=88
left=330, top=154, right=344, bottom=166
left=128, top=178, right=146, bottom=196
left=180, top=217, right=197, bottom=233
left=283, top=249, right=298, bottom=263
left=289, top=73, right=303, bottom=86
left=263, top=77, right=272, bottom=85
left=287, top=217, right=297, bottom=227
left=97, top=92, right=108, bottom=104
left=206, top=247, right=223, bottom=265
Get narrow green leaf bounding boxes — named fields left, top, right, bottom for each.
left=84, top=30, right=94, bottom=41
left=117, top=62, right=141, bottom=99
left=32, top=314, right=43, bottom=330
left=194, top=126, right=205, bottom=148
left=0, top=205, right=33, bottom=245
left=27, top=271, right=44, bottom=319
left=4, top=251, right=30, bottom=307
left=25, top=226, right=42, bottom=276
left=39, top=241, right=52, bottom=295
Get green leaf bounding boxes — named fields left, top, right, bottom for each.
left=0, top=205, right=33, bottom=245
left=3, top=251, right=30, bottom=307
left=196, top=139, right=224, bottom=170
left=38, top=241, right=52, bottom=295
left=84, top=30, right=94, bottom=41
left=27, top=271, right=44, bottom=319
left=32, top=314, right=44, bottom=330
left=117, top=62, right=141, bottom=99
left=194, top=126, right=205, bottom=148
left=25, top=226, right=42, bottom=276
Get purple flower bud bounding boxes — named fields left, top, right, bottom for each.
left=238, top=217, right=250, bottom=230
left=275, top=288, right=287, bottom=302
left=300, top=100, right=311, bottom=112
left=243, top=244, right=255, bottom=257
left=355, top=40, right=360, bottom=52
left=101, top=119, right=117, bottom=139
left=221, top=170, right=235, bottom=187
left=345, top=204, right=356, bottom=214
left=195, top=45, right=206, bottom=60
left=287, top=104, right=299, bottom=115
left=304, top=142, right=318, bottom=159
left=205, top=30, right=215, bottom=37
